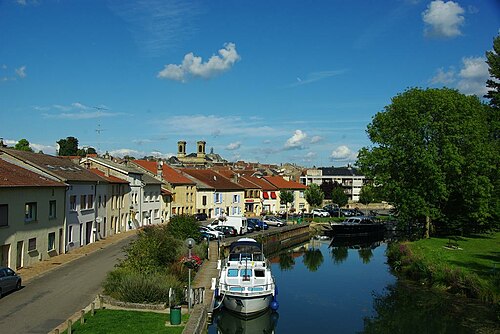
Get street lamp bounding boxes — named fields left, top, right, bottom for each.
left=185, top=238, right=196, bottom=313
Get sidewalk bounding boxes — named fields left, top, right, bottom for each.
left=17, top=230, right=138, bottom=284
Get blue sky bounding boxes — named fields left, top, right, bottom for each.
left=1, top=0, right=498, bottom=167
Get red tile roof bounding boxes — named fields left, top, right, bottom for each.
left=243, top=176, right=277, bottom=191
left=133, top=160, right=195, bottom=185
left=215, top=170, right=261, bottom=189
left=0, top=159, right=66, bottom=187
left=263, top=176, right=307, bottom=190
left=182, top=169, right=244, bottom=190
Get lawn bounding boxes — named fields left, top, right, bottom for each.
left=389, top=231, right=500, bottom=303
left=63, top=309, right=189, bottom=334
left=409, top=232, right=500, bottom=280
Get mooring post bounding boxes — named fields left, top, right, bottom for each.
left=99, top=294, right=103, bottom=309
left=80, top=310, right=85, bottom=324
left=67, top=320, right=72, bottom=334
left=91, top=302, right=95, bottom=316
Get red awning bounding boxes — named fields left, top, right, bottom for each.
left=263, top=192, right=269, bottom=199
left=270, top=191, right=277, bottom=199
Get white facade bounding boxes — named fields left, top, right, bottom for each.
left=66, top=183, right=97, bottom=252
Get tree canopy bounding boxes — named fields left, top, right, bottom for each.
left=14, top=138, right=34, bottom=152
left=357, top=88, right=496, bottom=235
left=304, top=183, right=325, bottom=208
left=279, top=190, right=294, bottom=208
left=57, top=136, right=79, bottom=156
left=331, top=186, right=348, bottom=208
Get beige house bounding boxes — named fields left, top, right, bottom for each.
left=0, top=159, right=66, bottom=269
left=132, top=160, right=196, bottom=219
left=263, top=176, right=309, bottom=214
left=181, top=169, right=244, bottom=218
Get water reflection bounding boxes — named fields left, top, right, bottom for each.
left=362, top=280, right=500, bottom=334
left=214, top=308, right=279, bottom=334
left=329, top=232, right=386, bottom=265
left=278, top=252, right=295, bottom=271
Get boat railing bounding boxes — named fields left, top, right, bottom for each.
left=220, top=282, right=274, bottom=293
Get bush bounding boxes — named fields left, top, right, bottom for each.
left=103, top=269, right=183, bottom=304
left=166, top=214, right=201, bottom=241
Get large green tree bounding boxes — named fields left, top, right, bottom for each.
left=14, top=138, right=34, bottom=152
left=57, top=136, right=79, bottom=156
left=485, top=34, right=500, bottom=224
left=357, top=88, right=495, bottom=236
left=279, top=190, right=294, bottom=220
left=358, top=184, right=376, bottom=215
left=304, top=183, right=325, bottom=209
left=331, top=186, right=349, bottom=208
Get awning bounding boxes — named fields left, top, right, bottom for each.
left=263, top=192, right=269, bottom=199
left=270, top=191, right=277, bottom=199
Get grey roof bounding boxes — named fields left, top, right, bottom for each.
left=319, top=167, right=363, bottom=177
left=87, top=157, right=143, bottom=175
left=0, top=148, right=105, bottom=183
left=141, top=173, right=162, bottom=185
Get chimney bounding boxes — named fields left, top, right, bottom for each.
left=157, top=160, right=163, bottom=180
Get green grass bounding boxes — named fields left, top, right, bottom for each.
left=388, top=232, right=500, bottom=303
left=62, top=309, right=189, bottom=334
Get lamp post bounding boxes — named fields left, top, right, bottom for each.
left=185, top=238, right=195, bottom=313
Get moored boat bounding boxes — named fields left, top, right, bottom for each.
left=329, top=216, right=385, bottom=235
left=215, top=238, right=278, bottom=316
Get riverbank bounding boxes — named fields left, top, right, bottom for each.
left=386, top=232, right=500, bottom=304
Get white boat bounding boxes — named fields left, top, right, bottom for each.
left=216, top=238, right=278, bottom=316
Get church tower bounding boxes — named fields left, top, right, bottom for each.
left=177, top=141, right=186, bottom=158
left=197, top=140, right=206, bottom=159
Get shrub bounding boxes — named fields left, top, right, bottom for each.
left=166, top=214, right=201, bottom=241
left=103, top=269, right=183, bottom=304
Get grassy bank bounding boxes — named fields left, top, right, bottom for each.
left=387, top=232, right=500, bottom=303
left=62, top=309, right=189, bottom=334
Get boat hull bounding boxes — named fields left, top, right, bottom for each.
left=222, top=293, right=273, bottom=315
left=328, top=223, right=385, bottom=235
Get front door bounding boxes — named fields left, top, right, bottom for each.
left=1, top=244, right=10, bottom=267
left=16, top=241, right=23, bottom=269
left=86, top=221, right=92, bottom=245
left=58, top=228, right=63, bottom=254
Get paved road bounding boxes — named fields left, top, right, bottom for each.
left=0, top=236, right=134, bottom=334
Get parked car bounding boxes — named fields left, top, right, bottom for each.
left=0, top=267, right=21, bottom=297
left=213, top=225, right=238, bottom=237
left=311, top=209, right=330, bottom=217
left=246, top=222, right=255, bottom=233
left=247, top=218, right=269, bottom=230
left=262, top=216, right=286, bottom=227
left=194, top=213, right=208, bottom=221
left=199, top=226, right=224, bottom=240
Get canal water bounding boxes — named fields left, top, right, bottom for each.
left=208, top=234, right=500, bottom=334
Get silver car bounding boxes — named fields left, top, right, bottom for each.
left=0, top=267, right=22, bottom=297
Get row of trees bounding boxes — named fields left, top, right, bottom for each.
left=10, top=136, right=96, bottom=157
left=356, top=35, right=500, bottom=236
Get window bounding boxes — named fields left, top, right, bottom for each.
left=0, top=204, right=8, bottom=227
left=25, top=202, right=37, bottom=222
left=214, top=193, right=222, bottom=204
left=98, top=195, right=102, bottom=207
left=80, top=195, right=87, bottom=210
left=48, top=232, right=55, bottom=251
left=28, top=238, right=36, bottom=252
left=70, top=195, right=77, bottom=211
left=299, top=191, right=304, bottom=198
left=87, top=195, right=93, bottom=209
left=49, top=200, right=56, bottom=219
left=154, top=209, right=160, bottom=219
left=69, top=225, right=74, bottom=242
left=145, top=192, right=150, bottom=202
left=233, top=194, right=240, bottom=203
left=202, top=196, right=207, bottom=206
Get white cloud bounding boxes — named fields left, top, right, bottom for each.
left=303, top=151, right=317, bottom=162
left=422, top=0, right=465, bottom=38
left=109, top=148, right=142, bottom=158
left=157, top=43, right=240, bottom=82
left=38, top=103, right=121, bottom=120
left=457, top=56, right=489, bottom=96
left=290, top=70, right=347, bottom=87
left=284, top=130, right=307, bottom=150
left=15, top=66, right=26, bottom=78
left=226, top=141, right=241, bottom=150
left=429, top=67, right=456, bottom=85
left=330, top=145, right=352, bottom=160
left=310, top=136, right=322, bottom=144
left=30, top=143, right=56, bottom=155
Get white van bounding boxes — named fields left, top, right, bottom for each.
left=209, top=216, right=248, bottom=235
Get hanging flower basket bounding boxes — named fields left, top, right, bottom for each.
left=180, top=255, right=202, bottom=270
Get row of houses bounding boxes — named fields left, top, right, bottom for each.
left=0, top=148, right=308, bottom=270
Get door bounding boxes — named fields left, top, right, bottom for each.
left=86, top=221, right=92, bottom=245
left=58, top=228, right=63, bottom=254
left=1, top=244, right=10, bottom=267
left=16, top=241, right=23, bottom=269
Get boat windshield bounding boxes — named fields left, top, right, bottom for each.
left=228, top=253, right=263, bottom=262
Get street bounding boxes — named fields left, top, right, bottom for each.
left=0, top=236, right=133, bottom=334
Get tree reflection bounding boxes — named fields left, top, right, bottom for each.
left=278, top=251, right=295, bottom=271
left=302, top=248, right=324, bottom=272
left=361, top=281, right=500, bottom=334
left=358, top=248, right=373, bottom=264
left=331, top=247, right=348, bottom=264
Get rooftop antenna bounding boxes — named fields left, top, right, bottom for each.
left=93, top=106, right=108, bottom=155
